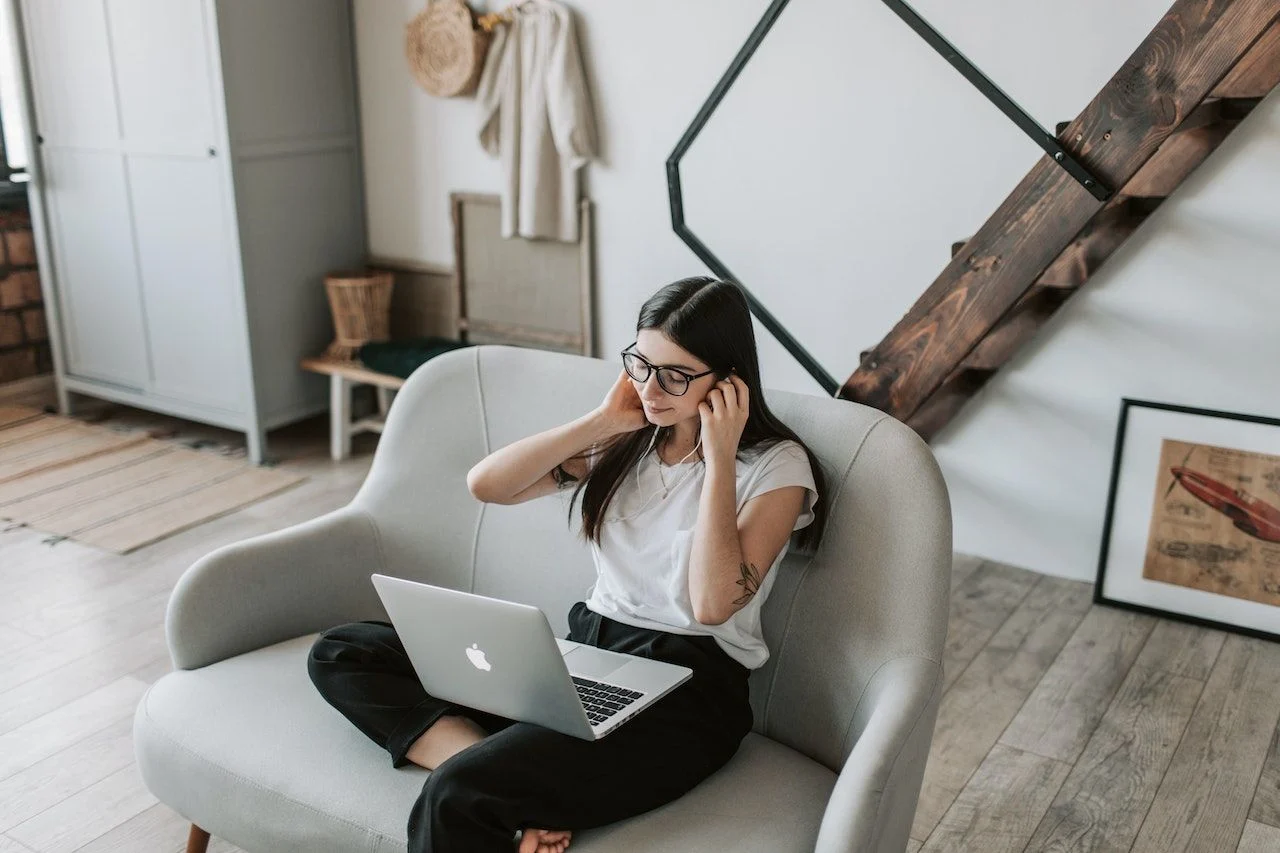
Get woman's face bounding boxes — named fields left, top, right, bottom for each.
left=629, top=329, right=720, bottom=428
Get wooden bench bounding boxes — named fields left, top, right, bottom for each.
left=302, top=196, right=594, bottom=462
left=300, top=357, right=405, bottom=461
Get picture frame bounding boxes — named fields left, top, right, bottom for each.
left=1095, top=398, right=1280, bottom=642
left=449, top=192, right=596, bottom=357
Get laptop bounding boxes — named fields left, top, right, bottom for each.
left=370, top=574, right=693, bottom=741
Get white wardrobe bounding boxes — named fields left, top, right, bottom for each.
left=19, top=0, right=365, bottom=462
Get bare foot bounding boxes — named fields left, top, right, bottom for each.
left=517, top=828, right=572, bottom=853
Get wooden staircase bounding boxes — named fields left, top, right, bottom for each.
left=839, top=1, right=1280, bottom=441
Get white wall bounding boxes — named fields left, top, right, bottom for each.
left=353, top=0, right=1280, bottom=582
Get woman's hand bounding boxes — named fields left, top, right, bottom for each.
left=593, top=369, right=648, bottom=437
left=698, top=374, right=749, bottom=466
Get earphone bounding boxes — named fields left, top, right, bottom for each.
left=604, top=425, right=704, bottom=524
left=649, top=425, right=703, bottom=496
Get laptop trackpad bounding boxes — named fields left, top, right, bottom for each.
left=563, top=647, right=629, bottom=681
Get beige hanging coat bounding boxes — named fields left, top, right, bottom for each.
left=476, top=0, right=598, bottom=242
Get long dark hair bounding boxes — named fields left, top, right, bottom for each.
left=564, top=276, right=828, bottom=553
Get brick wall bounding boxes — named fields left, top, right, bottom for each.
left=0, top=206, right=50, bottom=383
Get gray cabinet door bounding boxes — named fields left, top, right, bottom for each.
left=21, top=0, right=118, bottom=148
left=25, top=0, right=245, bottom=408
left=107, top=0, right=247, bottom=412
left=41, top=149, right=150, bottom=387
left=129, top=155, right=248, bottom=411
left=23, top=0, right=150, bottom=387
left=106, top=0, right=218, bottom=150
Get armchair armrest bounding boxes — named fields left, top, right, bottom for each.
left=166, top=508, right=387, bottom=670
left=816, top=656, right=944, bottom=853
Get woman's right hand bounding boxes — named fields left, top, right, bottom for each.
left=594, top=369, right=648, bottom=436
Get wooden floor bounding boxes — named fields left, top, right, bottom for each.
left=0, top=384, right=377, bottom=853
left=2, top=381, right=1278, bottom=853
left=911, top=557, right=1280, bottom=853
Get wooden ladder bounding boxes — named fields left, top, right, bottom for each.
left=839, top=1, right=1280, bottom=441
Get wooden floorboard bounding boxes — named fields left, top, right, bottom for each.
left=5, top=763, right=156, bottom=853
left=940, top=560, right=1039, bottom=694
left=0, top=589, right=169, bottom=692
left=1237, top=820, right=1280, bottom=853
left=68, top=802, right=193, bottom=853
left=4, top=389, right=1278, bottom=853
left=0, top=624, right=34, bottom=655
left=0, top=718, right=136, bottom=835
left=0, top=626, right=169, bottom=736
left=911, top=572, right=1278, bottom=853
left=948, top=553, right=983, bottom=590
left=1022, top=621, right=1223, bottom=853
left=0, top=678, right=149, bottom=782
left=1131, top=635, right=1280, bottom=853
left=998, top=605, right=1155, bottom=763
left=129, top=655, right=174, bottom=687
left=912, top=574, right=1092, bottom=841
left=1249, top=723, right=1280, bottom=828
left=920, top=743, right=1072, bottom=853
left=0, top=399, right=369, bottom=853
left=206, top=836, right=251, bottom=853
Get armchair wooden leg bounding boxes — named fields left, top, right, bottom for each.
left=187, top=824, right=211, bottom=853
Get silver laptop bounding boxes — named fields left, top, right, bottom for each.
left=370, top=574, right=693, bottom=741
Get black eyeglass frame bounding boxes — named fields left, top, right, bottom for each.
left=621, top=344, right=717, bottom=396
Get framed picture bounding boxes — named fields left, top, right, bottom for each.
left=450, top=192, right=595, bottom=356
left=1095, top=398, right=1280, bottom=642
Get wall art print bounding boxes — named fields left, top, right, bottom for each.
left=1095, top=399, right=1280, bottom=642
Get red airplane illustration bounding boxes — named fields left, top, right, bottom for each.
left=1167, top=453, right=1280, bottom=543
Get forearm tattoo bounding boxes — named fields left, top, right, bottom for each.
left=551, top=463, right=578, bottom=489
left=732, top=561, right=763, bottom=606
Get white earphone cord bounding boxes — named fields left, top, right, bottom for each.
left=609, top=426, right=703, bottom=523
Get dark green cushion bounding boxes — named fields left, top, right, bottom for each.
left=358, top=337, right=471, bottom=380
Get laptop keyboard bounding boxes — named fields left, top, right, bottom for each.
left=572, top=676, right=644, bottom=726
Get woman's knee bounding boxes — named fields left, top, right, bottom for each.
left=310, top=621, right=394, bottom=659
left=306, top=622, right=388, bottom=691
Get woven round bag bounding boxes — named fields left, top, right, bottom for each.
left=405, top=0, right=491, bottom=98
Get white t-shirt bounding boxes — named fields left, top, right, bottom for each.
left=583, top=437, right=819, bottom=669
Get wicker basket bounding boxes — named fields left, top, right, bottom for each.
left=405, top=0, right=491, bottom=98
left=323, top=270, right=395, bottom=361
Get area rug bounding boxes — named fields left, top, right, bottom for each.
left=0, top=405, right=306, bottom=553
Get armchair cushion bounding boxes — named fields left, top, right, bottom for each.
left=135, top=635, right=837, bottom=853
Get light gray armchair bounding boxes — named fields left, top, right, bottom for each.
left=134, top=344, right=952, bottom=853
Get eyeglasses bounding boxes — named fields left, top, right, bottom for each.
left=621, top=344, right=715, bottom=396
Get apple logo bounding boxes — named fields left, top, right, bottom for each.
left=466, top=643, right=491, bottom=672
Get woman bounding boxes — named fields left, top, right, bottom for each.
left=308, top=277, right=828, bottom=853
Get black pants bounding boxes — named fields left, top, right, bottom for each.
left=307, top=601, right=753, bottom=853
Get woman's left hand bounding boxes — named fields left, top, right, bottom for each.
left=698, top=374, right=749, bottom=466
